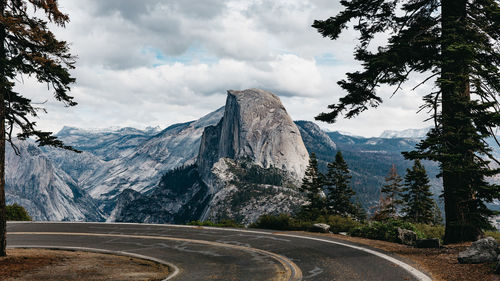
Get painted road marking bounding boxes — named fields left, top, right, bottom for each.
left=9, top=221, right=432, bottom=281
left=9, top=232, right=302, bottom=281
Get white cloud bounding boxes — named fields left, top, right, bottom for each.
left=14, top=0, right=431, bottom=138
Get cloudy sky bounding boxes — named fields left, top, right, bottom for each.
left=17, top=0, right=432, bottom=137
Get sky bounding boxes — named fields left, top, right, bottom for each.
left=16, top=0, right=432, bottom=137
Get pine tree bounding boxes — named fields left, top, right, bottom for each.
left=380, top=164, right=404, bottom=219
left=402, top=160, right=435, bottom=224
left=299, top=152, right=326, bottom=219
left=353, top=201, right=367, bottom=221
left=325, top=151, right=357, bottom=217
left=313, top=0, right=500, bottom=243
left=0, top=0, right=76, bottom=256
left=371, top=194, right=392, bottom=221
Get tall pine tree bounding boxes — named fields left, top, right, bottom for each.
left=313, top=0, right=500, bottom=243
left=0, top=0, right=76, bottom=256
left=402, top=160, right=435, bottom=224
left=299, top=152, right=326, bottom=219
left=325, top=151, right=357, bottom=217
left=380, top=164, right=404, bottom=219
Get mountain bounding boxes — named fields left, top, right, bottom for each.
left=84, top=107, right=224, bottom=200
left=7, top=89, right=468, bottom=223
left=6, top=141, right=104, bottom=221
left=379, top=127, right=431, bottom=138
left=115, top=89, right=309, bottom=224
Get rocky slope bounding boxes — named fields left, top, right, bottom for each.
left=6, top=141, right=103, bottom=221
left=115, top=89, right=309, bottom=224
left=197, top=89, right=309, bottom=223
left=198, top=89, right=309, bottom=181
left=86, top=107, right=224, bottom=202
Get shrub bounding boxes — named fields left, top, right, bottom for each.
left=187, top=219, right=242, bottom=228
left=250, top=214, right=293, bottom=230
left=414, top=223, right=444, bottom=240
left=485, top=230, right=500, bottom=243
left=317, top=215, right=361, bottom=234
left=349, top=219, right=422, bottom=243
left=6, top=203, right=32, bottom=221
left=249, top=214, right=313, bottom=231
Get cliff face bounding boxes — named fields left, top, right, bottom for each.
left=6, top=141, right=104, bottom=221
left=198, top=89, right=309, bottom=182
left=195, top=89, right=309, bottom=223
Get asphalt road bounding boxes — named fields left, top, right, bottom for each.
left=7, top=222, right=431, bottom=281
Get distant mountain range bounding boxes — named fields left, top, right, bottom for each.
left=11, top=88, right=500, bottom=223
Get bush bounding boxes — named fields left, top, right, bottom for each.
left=349, top=219, right=422, bottom=243
left=317, top=215, right=362, bottom=234
left=249, top=214, right=313, bottom=231
left=187, top=219, right=242, bottom=228
left=250, top=214, right=293, bottom=230
left=414, top=223, right=444, bottom=240
left=485, top=230, right=500, bottom=242
left=6, top=203, right=32, bottom=221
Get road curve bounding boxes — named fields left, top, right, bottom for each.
left=7, top=222, right=431, bottom=281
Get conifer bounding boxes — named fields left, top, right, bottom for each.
left=325, top=151, right=357, bottom=217
left=402, top=160, right=434, bottom=224
left=299, top=152, right=326, bottom=219
left=0, top=0, right=76, bottom=256
left=380, top=164, right=403, bottom=219
left=313, top=0, right=500, bottom=243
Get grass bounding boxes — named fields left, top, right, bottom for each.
left=414, top=223, right=445, bottom=240
left=485, top=230, right=500, bottom=242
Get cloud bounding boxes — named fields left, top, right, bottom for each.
left=15, top=0, right=431, bottom=137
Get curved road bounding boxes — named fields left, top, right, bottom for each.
left=7, top=222, right=431, bottom=281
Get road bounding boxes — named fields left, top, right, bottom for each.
left=7, top=222, right=431, bottom=281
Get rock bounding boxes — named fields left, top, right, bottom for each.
left=310, top=223, right=331, bottom=233
left=397, top=228, right=417, bottom=246
left=458, top=237, right=500, bottom=264
left=495, top=255, right=500, bottom=274
left=416, top=238, right=440, bottom=248
left=197, top=89, right=309, bottom=182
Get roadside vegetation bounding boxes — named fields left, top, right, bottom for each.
left=187, top=219, right=242, bottom=228
left=252, top=151, right=453, bottom=244
left=6, top=204, right=31, bottom=221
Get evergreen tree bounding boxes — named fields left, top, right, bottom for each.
left=402, top=160, right=435, bottom=224
left=371, top=194, right=392, bottom=221
left=299, top=152, right=326, bottom=219
left=353, top=201, right=367, bottom=221
left=0, top=0, right=76, bottom=256
left=313, top=0, right=500, bottom=243
left=380, top=164, right=403, bottom=219
left=325, top=151, right=357, bottom=217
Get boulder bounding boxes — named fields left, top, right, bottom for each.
left=495, top=255, right=500, bottom=274
left=416, top=238, right=440, bottom=248
left=397, top=227, right=417, bottom=246
left=310, top=223, right=330, bottom=233
left=458, top=237, right=500, bottom=264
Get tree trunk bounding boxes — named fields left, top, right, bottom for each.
left=0, top=0, right=6, bottom=257
left=441, top=0, right=482, bottom=244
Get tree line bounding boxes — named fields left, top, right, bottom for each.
left=300, top=151, right=441, bottom=225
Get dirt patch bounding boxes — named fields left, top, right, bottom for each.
left=0, top=249, right=170, bottom=281
left=300, top=232, right=497, bottom=281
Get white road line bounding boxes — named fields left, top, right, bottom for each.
left=8, top=222, right=432, bottom=281
left=9, top=232, right=302, bottom=281
left=275, top=234, right=432, bottom=281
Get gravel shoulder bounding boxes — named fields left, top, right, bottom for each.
left=0, top=249, right=170, bottom=281
left=302, top=232, right=498, bottom=281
